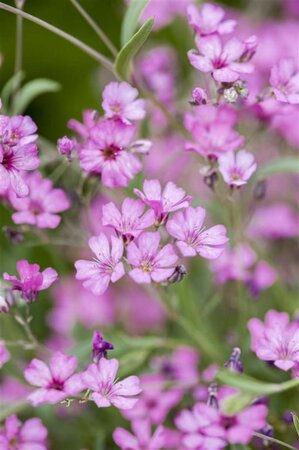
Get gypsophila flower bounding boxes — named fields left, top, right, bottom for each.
left=0, top=415, right=48, bottom=450
left=113, top=419, right=165, bottom=450
left=187, top=2, right=236, bottom=36
left=57, top=135, right=76, bottom=157
left=102, top=82, right=146, bottom=124
left=270, top=58, right=299, bottom=104
left=218, top=150, right=257, bottom=187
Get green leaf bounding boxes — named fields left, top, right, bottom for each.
left=292, top=413, right=299, bottom=437
left=1, top=71, right=25, bottom=111
left=222, top=392, right=255, bottom=416
left=13, top=78, right=61, bottom=114
left=254, top=156, right=299, bottom=181
left=121, top=0, right=149, bottom=46
left=115, top=17, right=154, bottom=80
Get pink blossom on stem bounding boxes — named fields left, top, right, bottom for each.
left=127, top=232, right=178, bottom=284
left=102, top=198, right=155, bottom=242
left=75, top=233, right=125, bottom=295
left=3, top=260, right=58, bottom=302
left=0, top=414, right=48, bottom=450
left=9, top=172, right=70, bottom=229
left=188, top=34, right=254, bottom=82
left=270, top=58, right=299, bottom=104
left=0, top=115, right=38, bottom=147
left=134, top=179, right=192, bottom=224
left=102, top=82, right=146, bottom=124
left=57, top=136, right=76, bottom=157
left=166, top=206, right=228, bottom=259
left=113, top=419, right=165, bottom=450
left=247, top=261, right=277, bottom=297
left=81, top=357, right=141, bottom=409
left=0, top=341, right=10, bottom=368
left=24, top=352, right=85, bottom=406
left=218, top=150, right=257, bottom=187
left=187, top=3, right=236, bottom=36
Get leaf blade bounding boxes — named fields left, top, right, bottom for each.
left=254, top=156, right=299, bottom=181
left=13, top=78, right=61, bottom=114
left=121, top=0, right=149, bottom=46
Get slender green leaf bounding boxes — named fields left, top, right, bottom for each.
left=254, top=156, right=299, bottom=181
left=253, top=432, right=297, bottom=450
left=13, top=78, right=61, bottom=114
left=121, top=0, right=149, bottom=46
left=292, top=413, right=299, bottom=437
left=115, top=17, right=154, bottom=80
left=1, top=71, right=25, bottom=110
left=222, top=392, right=255, bottom=416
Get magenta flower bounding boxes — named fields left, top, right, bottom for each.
left=270, top=58, right=299, bottom=104
left=0, top=341, right=10, bottom=368
left=222, top=404, right=267, bottom=445
left=218, top=150, right=257, bottom=187
left=79, top=119, right=142, bottom=188
left=188, top=35, right=254, bottom=82
left=247, top=261, right=277, bottom=297
left=0, top=414, right=48, bottom=450
left=81, top=357, right=141, bottom=409
left=127, top=232, right=178, bottom=284
left=248, top=310, right=299, bottom=371
left=134, top=179, right=192, bottom=224
left=24, top=352, right=85, bottom=406
left=9, top=172, right=70, bottom=229
left=0, top=115, right=38, bottom=147
left=102, top=198, right=155, bottom=242
left=166, top=207, right=228, bottom=259
left=3, top=260, right=58, bottom=302
left=113, top=419, right=165, bottom=450
left=102, top=81, right=146, bottom=123
left=57, top=135, right=76, bottom=157
left=187, top=3, right=236, bottom=36
left=75, top=233, right=125, bottom=295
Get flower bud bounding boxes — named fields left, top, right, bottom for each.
left=57, top=136, right=76, bottom=158
left=190, top=87, right=208, bottom=105
left=253, top=180, right=267, bottom=201
left=224, top=347, right=243, bottom=373
left=166, top=265, right=187, bottom=284
left=207, top=383, right=219, bottom=409
left=224, top=87, right=238, bottom=103
left=92, top=331, right=114, bottom=362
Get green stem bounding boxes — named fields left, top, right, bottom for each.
left=253, top=432, right=296, bottom=450
left=69, top=0, right=117, bottom=57
left=0, top=2, right=115, bottom=73
left=12, top=1, right=24, bottom=112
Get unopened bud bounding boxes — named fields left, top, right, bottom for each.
left=166, top=265, right=187, bottom=285
left=0, top=290, right=15, bottom=313
left=253, top=179, right=267, bottom=201
left=57, top=136, right=76, bottom=159
left=204, top=171, right=218, bottom=190
left=224, top=87, right=238, bottom=103
left=190, top=87, right=208, bottom=105
left=224, top=347, right=243, bottom=373
left=207, top=383, right=219, bottom=409
left=92, top=331, right=114, bottom=362
left=234, top=80, right=249, bottom=99
left=3, top=226, right=24, bottom=245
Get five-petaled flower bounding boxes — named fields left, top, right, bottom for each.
left=218, top=150, right=257, bottom=187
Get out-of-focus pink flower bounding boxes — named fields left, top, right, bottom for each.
left=102, top=82, right=146, bottom=124
left=9, top=172, right=70, bottom=229
left=57, top=136, right=76, bottom=157
left=127, top=231, right=178, bottom=284
left=248, top=310, right=299, bottom=371
left=24, top=352, right=85, bottom=406
left=167, top=206, right=228, bottom=259
left=75, top=233, right=125, bottom=295
left=218, top=150, right=257, bottom=187
left=0, top=115, right=38, bottom=147
left=3, top=260, right=58, bottom=302
left=82, top=357, right=141, bottom=409
left=187, top=3, right=236, bottom=36
left=188, top=34, right=254, bottom=82
left=0, top=414, right=48, bottom=450
left=191, top=87, right=208, bottom=105
left=210, top=244, right=256, bottom=284
left=248, top=203, right=299, bottom=239
left=79, top=119, right=143, bottom=188
left=113, top=419, right=165, bottom=450
left=247, top=261, right=277, bottom=297
left=134, top=179, right=192, bottom=224
left=0, top=341, right=10, bottom=368
left=102, top=198, right=155, bottom=242
left=270, top=58, right=299, bottom=104
left=68, top=109, right=96, bottom=142
left=137, top=0, right=193, bottom=30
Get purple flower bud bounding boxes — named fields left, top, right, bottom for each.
left=92, top=331, right=114, bottom=362
left=253, top=180, right=267, bottom=201
left=207, top=382, right=219, bottom=409
left=224, top=347, right=243, bottom=373
left=57, top=136, right=76, bottom=157
left=0, top=290, right=15, bottom=313
left=166, top=265, right=187, bottom=285
left=191, top=87, right=208, bottom=105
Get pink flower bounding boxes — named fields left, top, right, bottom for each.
left=247, top=261, right=277, bottom=297
left=188, top=35, right=254, bottom=82
left=0, top=341, right=10, bottom=368
left=134, top=179, right=192, bottom=224
left=270, top=58, right=299, bottom=104
left=0, top=115, right=38, bottom=147
left=187, top=3, right=236, bottom=36
left=24, top=352, right=85, bottom=406
left=0, top=414, right=48, bottom=450
left=113, top=419, right=165, bottom=450
left=248, top=310, right=299, bottom=371
left=102, top=198, right=155, bottom=242
left=57, top=136, right=76, bottom=157
left=3, top=259, right=58, bottom=302
left=127, top=232, right=178, bottom=284
left=79, top=119, right=143, bottom=188
left=102, top=82, right=146, bottom=123
left=166, top=207, right=228, bottom=259
left=81, top=357, right=141, bottom=409
left=218, top=150, right=257, bottom=187
left=9, top=172, right=70, bottom=229
left=191, top=87, right=208, bottom=105
left=75, top=233, right=125, bottom=295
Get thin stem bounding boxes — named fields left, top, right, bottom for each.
left=253, top=432, right=296, bottom=450
left=69, top=0, right=117, bottom=57
left=12, top=1, right=24, bottom=111
left=0, top=2, right=115, bottom=73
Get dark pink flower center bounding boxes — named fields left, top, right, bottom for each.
left=48, top=378, right=64, bottom=390
left=102, top=144, right=121, bottom=161
left=212, top=57, right=227, bottom=69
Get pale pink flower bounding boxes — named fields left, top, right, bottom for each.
left=188, top=34, right=254, bottom=82
left=191, top=87, right=208, bottom=105
left=0, top=414, right=48, bottom=450
left=24, top=352, right=85, bottom=406
left=57, top=135, right=76, bottom=157
left=270, top=58, right=299, bottom=104
left=187, top=3, right=236, bottom=36
left=81, top=357, right=141, bottom=409
left=247, top=261, right=277, bottom=297
left=102, top=82, right=146, bottom=123
left=248, top=310, right=299, bottom=371
left=102, top=198, right=155, bottom=242
left=3, top=259, right=58, bottom=302
left=218, top=150, right=257, bottom=187
left=127, top=232, right=178, bottom=284
left=166, top=207, right=228, bottom=259
left=75, top=233, right=125, bottom=295
left=113, top=419, right=165, bottom=450
left=0, top=115, right=38, bottom=147
left=134, top=179, right=192, bottom=224
left=9, top=172, right=70, bottom=229
left=0, top=341, right=10, bottom=368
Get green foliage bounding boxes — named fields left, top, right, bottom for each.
left=13, top=78, right=61, bottom=114
left=120, top=0, right=149, bottom=46
left=254, top=156, right=299, bottom=180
